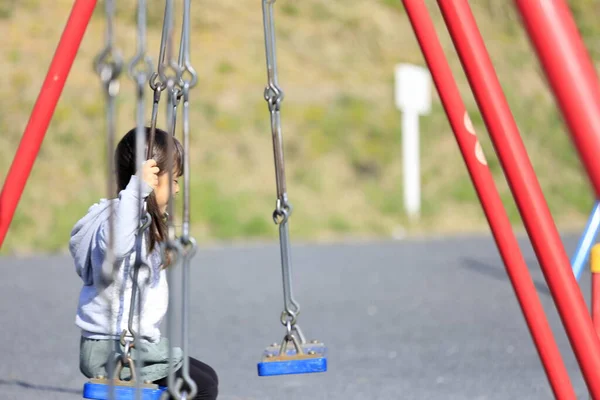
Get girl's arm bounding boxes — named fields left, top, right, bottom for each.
left=98, top=174, right=154, bottom=260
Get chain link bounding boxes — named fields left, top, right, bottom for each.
left=181, top=83, right=192, bottom=241
left=160, top=240, right=186, bottom=400
left=94, top=0, right=123, bottom=89
left=179, top=236, right=198, bottom=399
left=149, top=0, right=171, bottom=92
left=155, top=0, right=183, bottom=91
left=127, top=0, right=153, bottom=81
left=165, top=78, right=178, bottom=242
left=179, top=0, right=198, bottom=89
left=147, top=86, right=162, bottom=160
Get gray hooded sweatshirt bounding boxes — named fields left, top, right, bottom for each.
left=69, top=175, right=168, bottom=344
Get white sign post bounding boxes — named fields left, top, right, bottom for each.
left=394, top=64, right=431, bottom=221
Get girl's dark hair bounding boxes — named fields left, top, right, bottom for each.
left=115, top=126, right=184, bottom=255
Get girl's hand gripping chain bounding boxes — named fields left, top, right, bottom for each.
left=142, top=159, right=160, bottom=190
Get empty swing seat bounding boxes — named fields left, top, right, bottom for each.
left=83, top=378, right=167, bottom=400
left=257, top=340, right=328, bottom=376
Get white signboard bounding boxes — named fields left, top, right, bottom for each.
left=394, top=64, right=432, bottom=220
left=395, top=64, right=431, bottom=114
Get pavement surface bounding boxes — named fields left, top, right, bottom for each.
left=0, top=233, right=594, bottom=399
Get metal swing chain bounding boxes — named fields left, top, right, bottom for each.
left=94, top=0, right=123, bottom=286
left=162, top=84, right=187, bottom=400
left=178, top=0, right=199, bottom=397
left=261, top=0, right=304, bottom=343
left=93, top=1, right=123, bottom=398
left=114, top=0, right=156, bottom=392
left=156, top=2, right=193, bottom=400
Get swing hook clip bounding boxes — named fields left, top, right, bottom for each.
left=264, top=83, right=284, bottom=112
left=273, top=197, right=293, bottom=225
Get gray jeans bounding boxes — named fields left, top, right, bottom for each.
left=80, top=336, right=183, bottom=383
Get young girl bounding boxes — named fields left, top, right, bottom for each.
left=70, top=127, right=219, bottom=400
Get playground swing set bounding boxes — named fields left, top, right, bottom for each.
left=2, top=0, right=600, bottom=399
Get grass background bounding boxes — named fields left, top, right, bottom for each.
left=1, top=0, right=599, bottom=254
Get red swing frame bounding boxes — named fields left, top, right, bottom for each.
left=0, top=0, right=97, bottom=247
left=2, top=0, right=600, bottom=397
left=403, top=0, right=600, bottom=398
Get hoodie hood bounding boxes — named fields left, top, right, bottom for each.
left=69, top=198, right=118, bottom=286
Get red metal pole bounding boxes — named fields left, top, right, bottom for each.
left=514, top=0, right=600, bottom=199
left=435, top=0, right=600, bottom=396
left=401, top=1, right=575, bottom=398
left=0, top=0, right=97, bottom=249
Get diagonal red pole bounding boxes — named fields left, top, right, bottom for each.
left=513, top=0, right=600, bottom=200
left=435, top=0, right=600, bottom=396
left=401, top=1, right=575, bottom=398
left=0, top=0, right=97, bottom=249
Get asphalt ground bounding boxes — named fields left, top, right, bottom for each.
left=0, top=233, right=593, bottom=399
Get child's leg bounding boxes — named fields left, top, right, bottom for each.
left=188, top=357, right=219, bottom=387
left=153, top=357, right=218, bottom=400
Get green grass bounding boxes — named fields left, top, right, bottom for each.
left=0, top=0, right=598, bottom=254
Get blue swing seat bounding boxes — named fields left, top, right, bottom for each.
left=257, top=340, right=328, bottom=376
left=82, top=378, right=167, bottom=400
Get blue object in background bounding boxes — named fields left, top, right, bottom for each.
left=571, top=201, right=600, bottom=281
